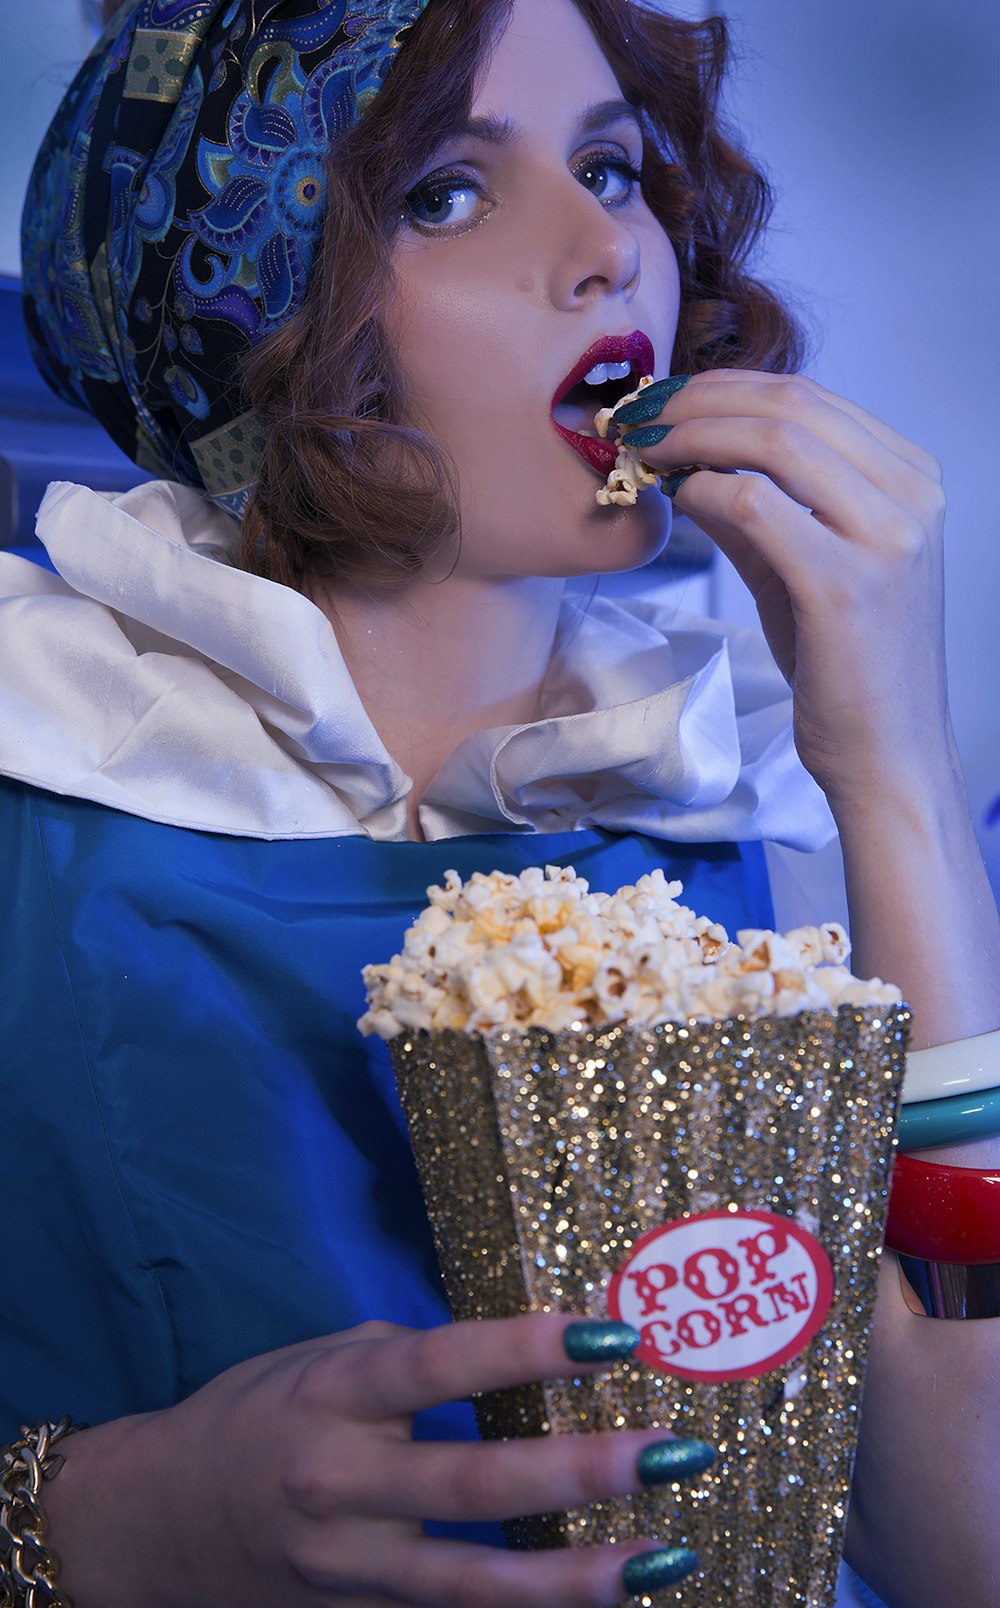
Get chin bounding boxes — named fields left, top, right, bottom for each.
left=584, top=486, right=672, bottom=575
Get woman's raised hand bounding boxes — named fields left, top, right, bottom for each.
left=48, top=1313, right=708, bottom=1608
left=619, top=371, right=951, bottom=817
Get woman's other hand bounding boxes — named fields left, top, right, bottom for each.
left=620, top=370, right=1000, bottom=1055
left=45, top=1313, right=706, bottom=1608
left=623, top=370, right=949, bottom=816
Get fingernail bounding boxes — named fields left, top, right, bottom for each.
left=662, top=466, right=699, bottom=499
left=619, top=423, right=672, bottom=449
left=613, top=373, right=690, bottom=426
left=562, top=1321, right=639, bottom=1363
left=623, top=1547, right=699, bottom=1594
left=638, top=1438, right=716, bottom=1486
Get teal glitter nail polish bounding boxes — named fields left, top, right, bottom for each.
left=612, top=373, right=690, bottom=426
left=619, top=423, right=672, bottom=449
left=623, top=1547, right=699, bottom=1594
left=637, top=1439, right=717, bottom=1486
left=562, top=1321, right=639, bottom=1362
left=662, top=467, right=698, bottom=499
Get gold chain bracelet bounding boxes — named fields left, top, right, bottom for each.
left=0, top=1418, right=83, bottom=1608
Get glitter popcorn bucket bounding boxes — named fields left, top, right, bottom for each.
left=390, top=1003, right=910, bottom=1607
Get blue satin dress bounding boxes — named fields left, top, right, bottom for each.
left=0, top=773, right=772, bottom=1544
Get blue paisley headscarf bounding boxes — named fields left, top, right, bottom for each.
left=21, top=0, right=428, bottom=518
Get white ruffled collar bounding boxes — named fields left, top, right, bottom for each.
left=0, top=479, right=834, bottom=847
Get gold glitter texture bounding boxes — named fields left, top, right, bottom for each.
left=391, top=1003, right=910, bottom=1607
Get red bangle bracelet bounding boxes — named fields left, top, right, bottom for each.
left=885, top=1152, right=1000, bottom=1264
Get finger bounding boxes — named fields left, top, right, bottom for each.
left=628, top=415, right=904, bottom=540
left=667, top=468, right=842, bottom=597
left=667, top=466, right=936, bottom=623
left=331, top=1313, right=639, bottom=1421
left=351, top=1430, right=715, bottom=1522
left=671, top=494, right=778, bottom=602
left=361, top=1532, right=699, bottom=1608
left=635, top=378, right=931, bottom=507
left=668, top=369, right=942, bottom=481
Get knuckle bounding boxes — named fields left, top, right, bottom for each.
left=285, top=1523, right=358, bottom=1595
left=400, top=1327, right=456, bottom=1403
left=281, top=1439, right=353, bottom=1520
left=350, top=1318, right=405, bottom=1344
left=731, top=472, right=777, bottom=524
left=762, top=416, right=807, bottom=461
left=566, top=1549, right=627, bottom=1608
left=884, top=515, right=925, bottom=563
left=916, top=447, right=944, bottom=485
left=773, top=376, right=816, bottom=418
left=447, top=1555, right=510, bottom=1608
left=568, top=1435, right=619, bottom=1508
left=918, top=475, right=947, bottom=523
left=503, top=1310, right=555, bottom=1371
left=289, top=1349, right=339, bottom=1416
left=447, top=1448, right=506, bottom=1520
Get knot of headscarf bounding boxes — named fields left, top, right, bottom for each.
left=20, top=0, right=428, bottom=518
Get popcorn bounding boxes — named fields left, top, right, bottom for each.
left=595, top=444, right=661, bottom=507
left=594, top=373, right=655, bottom=440
left=358, top=865, right=902, bottom=1039
left=592, top=375, right=660, bottom=507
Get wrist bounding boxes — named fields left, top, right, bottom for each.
left=42, top=1411, right=171, bottom=1608
left=830, top=764, right=1000, bottom=1052
left=1, top=1418, right=84, bottom=1608
left=823, top=735, right=969, bottom=841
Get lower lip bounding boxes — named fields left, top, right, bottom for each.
left=552, top=421, right=619, bottom=476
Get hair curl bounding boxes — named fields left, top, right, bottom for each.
left=239, top=0, right=807, bottom=592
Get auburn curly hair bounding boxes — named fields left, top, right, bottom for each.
left=239, top=0, right=807, bottom=593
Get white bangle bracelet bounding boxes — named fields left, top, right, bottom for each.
left=900, top=1027, right=1000, bottom=1106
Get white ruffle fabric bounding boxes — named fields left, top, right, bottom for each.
left=0, top=479, right=835, bottom=847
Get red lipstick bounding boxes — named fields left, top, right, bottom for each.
left=551, top=330, right=655, bottom=476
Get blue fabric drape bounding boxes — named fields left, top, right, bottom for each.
left=0, top=774, right=772, bottom=1542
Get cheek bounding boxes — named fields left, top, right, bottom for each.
left=391, top=272, right=525, bottom=445
left=389, top=277, right=547, bottom=530
left=641, top=222, right=683, bottom=343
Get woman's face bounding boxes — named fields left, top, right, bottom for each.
left=388, top=0, right=681, bottom=580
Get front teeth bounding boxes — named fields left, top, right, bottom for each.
left=582, top=359, right=632, bottom=386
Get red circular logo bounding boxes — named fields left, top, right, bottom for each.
left=607, top=1208, right=834, bottom=1382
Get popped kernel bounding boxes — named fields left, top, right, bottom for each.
left=594, top=373, right=655, bottom=440
left=594, top=444, right=660, bottom=508
left=358, top=865, right=901, bottom=1038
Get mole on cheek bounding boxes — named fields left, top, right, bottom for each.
left=515, top=273, right=535, bottom=294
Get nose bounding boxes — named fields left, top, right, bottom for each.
left=547, top=179, right=641, bottom=309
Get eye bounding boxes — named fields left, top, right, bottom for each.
left=573, top=148, right=643, bottom=208
left=403, top=169, right=491, bottom=234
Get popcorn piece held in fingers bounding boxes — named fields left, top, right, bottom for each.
left=595, top=373, right=655, bottom=440
left=595, top=443, right=660, bottom=507
left=595, top=376, right=661, bottom=506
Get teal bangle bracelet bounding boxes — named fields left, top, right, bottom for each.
left=897, top=1083, right=1000, bottom=1152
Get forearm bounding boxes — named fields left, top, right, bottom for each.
left=832, top=748, right=1000, bottom=1050
left=846, top=1249, right=1000, bottom=1608
left=830, top=749, right=1000, bottom=1601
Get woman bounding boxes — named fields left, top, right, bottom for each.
left=2, top=0, right=998, bottom=1604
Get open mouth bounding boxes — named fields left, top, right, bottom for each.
left=551, top=330, right=655, bottom=475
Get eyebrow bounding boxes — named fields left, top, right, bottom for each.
left=452, top=98, right=643, bottom=148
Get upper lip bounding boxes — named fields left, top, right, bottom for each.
left=550, top=330, right=656, bottom=412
